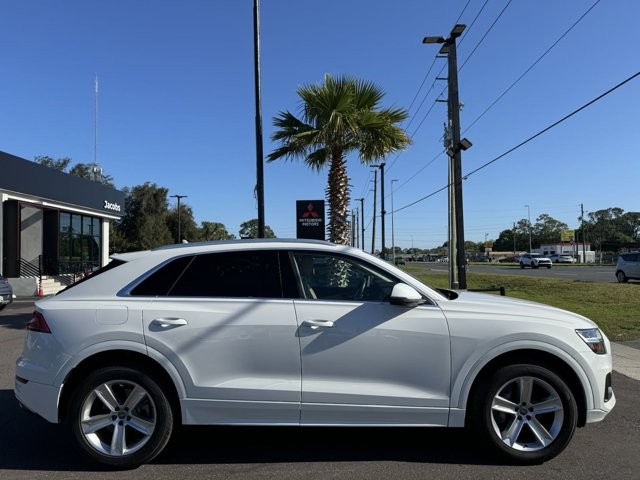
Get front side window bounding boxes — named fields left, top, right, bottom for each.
left=291, top=252, right=397, bottom=302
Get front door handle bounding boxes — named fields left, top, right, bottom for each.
left=302, top=319, right=334, bottom=330
left=151, top=318, right=188, bottom=328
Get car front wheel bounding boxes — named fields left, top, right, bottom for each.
left=67, top=366, right=174, bottom=468
left=472, top=364, right=578, bottom=464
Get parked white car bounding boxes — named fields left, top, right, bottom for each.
left=15, top=240, right=615, bottom=468
left=549, top=254, right=577, bottom=264
left=520, top=253, right=553, bottom=269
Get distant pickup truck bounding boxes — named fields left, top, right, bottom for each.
left=520, top=253, right=552, bottom=269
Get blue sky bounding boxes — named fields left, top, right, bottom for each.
left=1, top=0, right=638, bottom=249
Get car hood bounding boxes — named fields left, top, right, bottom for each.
left=434, top=290, right=597, bottom=329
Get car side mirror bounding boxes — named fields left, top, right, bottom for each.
left=389, top=283, right=426, bottom=307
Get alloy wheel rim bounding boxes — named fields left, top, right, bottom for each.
left=490, top=376, right=564, bottom=452
left=79, top=380, right=157, bottom=457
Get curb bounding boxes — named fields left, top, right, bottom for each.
left=611, top=342, right=640, bottom=381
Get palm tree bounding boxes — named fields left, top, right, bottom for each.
left=267, top=74, right=410, bottom=245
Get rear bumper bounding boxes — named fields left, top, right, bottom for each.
left=14, top=375, right=61, bottom=423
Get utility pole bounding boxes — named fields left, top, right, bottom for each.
left=581, top=203, right=587, bottom=264
left=351, top=210, right=356, bottom=246
left=357, top=198, right=365, bottom=251
left=355, top=208, right=359, bottom=249
left=424, top=25, right=471, bottom=289
left=525, top=204, right=532, bottom=253
left=513, top=222, right=516, bottom=254
left=379, top=163, right=386, bottom=260
left=370, top=170, right=378, bottom=255
left=253, top=0, right=265, bottom=238
left=391, top=179, right=398, bottom=264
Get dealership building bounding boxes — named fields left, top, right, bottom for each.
left=1, top=151, right=125, bottom=295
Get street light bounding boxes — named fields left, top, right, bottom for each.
left=171, top=194, right=188, bottom=243
left=525, top=204, right=532, bottom=252
left=424, top=24, right=470, bottom=289
left=391, top=179, right=398, bottom=264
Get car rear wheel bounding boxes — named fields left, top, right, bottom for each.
left=616, top=271, right=628, bottom=283
left=520, top=262, right=525, bottom=269
left=68, top=366, right=174, bottom=468
left=472, top=364, right=577, bottom=464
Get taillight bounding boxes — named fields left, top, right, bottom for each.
left=26, top=311, right=51, bottom=333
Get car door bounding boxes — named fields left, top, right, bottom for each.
left=138, top=250, right=301, bottom=425
left=289, top=251, right=451, bottom=426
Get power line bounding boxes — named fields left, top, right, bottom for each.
left=392, top=70, right=640, bottom=214
left=463, top=0, right=602, bottom=134
left=463, top=70, right=640, bottom=179
left=390, top=0, right=599, bottom=199
left=459, top=0, right=512, bottom=71
left=388, top=0, right=496, bottom=174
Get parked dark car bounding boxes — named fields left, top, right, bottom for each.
left=0, top=275, right=13, bottom=310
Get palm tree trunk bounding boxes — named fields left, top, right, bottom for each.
left=326, top=154, right=350, bottom=244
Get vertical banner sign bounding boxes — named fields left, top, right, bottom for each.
left=296, top=200, right=325, bottom=240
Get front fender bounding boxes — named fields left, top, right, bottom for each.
left=449, top=338, right=597, bottom=426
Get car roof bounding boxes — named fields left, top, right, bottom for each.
left=110, top=238, right=350, bottom=263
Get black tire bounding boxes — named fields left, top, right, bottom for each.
left=547, top=265, right=552, bottom=269
left=520, top=262, right=525, bottom=269
left=616, top=271, right=628, bottom=283
left=67, top=366, right=174, bottom=469
left=471, top=364, right=577, bottom=464
left=531, top=262, right=539, bottom=269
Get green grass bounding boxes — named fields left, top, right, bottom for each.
left=403, top=266, right=640, bottom=342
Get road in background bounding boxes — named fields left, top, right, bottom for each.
left=412, top=263, right=617, bottom=283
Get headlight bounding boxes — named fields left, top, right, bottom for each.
left=576, top=328, right=607, bottom=355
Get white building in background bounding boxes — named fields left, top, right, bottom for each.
left=536, top=243, right=596, bottom=263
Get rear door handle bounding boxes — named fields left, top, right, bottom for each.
left=302, top=319, right=334, bottom=330
left=151, top=318, right=188, bottom=328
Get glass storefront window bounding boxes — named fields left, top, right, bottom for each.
left=58, top=212, right=101, bottom=274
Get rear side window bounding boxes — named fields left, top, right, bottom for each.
left=130, top=255, right=194, bottom=296
left=621, top=253, right=639, bottom=262
left=57, top=259, right=126, bottom=295
left=168, top=250, right=283, bottom=298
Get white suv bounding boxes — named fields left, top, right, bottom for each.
left=520, top=253, right=553, bottom=269
left=615, top=252, right=640, bottom=282
left=15, top=239, right=614, bottom=467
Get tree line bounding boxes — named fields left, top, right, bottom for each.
left=492, top=210, right=639, bottom=253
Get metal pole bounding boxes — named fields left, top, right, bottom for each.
left=581, top=203, right=587, bottom=263
left=525, top=204, right=532, bottom=252
left=371, top=170, right=378, bottom=255
left=253, top=0, right=265, bottom=238
left=170, top=194, right=187, bottom=243
left=391, top=179, right=398, bottom=264
left=357, top=198, right=365, bottom=251
left=379, top=163, right=386, bottom=260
